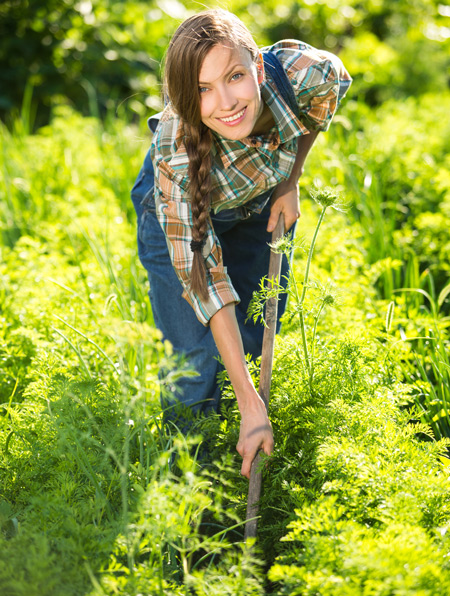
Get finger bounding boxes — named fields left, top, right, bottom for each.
left=285, top=210, right=301, bottom=233
left=262, top=436, right=274, bottom=456
left=241, top=454, right=253, bottom=479
left=267, top=205, right=282, bottom=233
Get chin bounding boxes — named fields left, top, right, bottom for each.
left=216, top=121, right=256, bottom=141
left=221, top=129, right=250, bottom=141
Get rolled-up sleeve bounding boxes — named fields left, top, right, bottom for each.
left=154, top=173, right=240, bottom=326
left=293, top=51, right=352, bottom=131
left=269, top=40, right=352, bottom=132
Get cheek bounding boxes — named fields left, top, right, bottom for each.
left=243, top=79, right=260, bottom=103
left=200, top=95, right=214, bottom=120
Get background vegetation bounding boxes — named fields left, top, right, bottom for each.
left=1, top=0, right=450, bottom=594
left=1, top=0, right=449, bottom=125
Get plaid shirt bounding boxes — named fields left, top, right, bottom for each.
left=150, top=40, right=352, bottom=325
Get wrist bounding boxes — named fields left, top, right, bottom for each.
left=287, top=167, right=303, bottom=186
left=276, top=178, right=301, bottom=196
left=236, top=385, right=266, bottom=415
left=279, top=178, right=297, bottom=190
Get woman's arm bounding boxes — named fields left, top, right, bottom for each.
left=267, top=130, right=320, bottom=233
left=207, top=128, right=320, bottom=474
left=209, top=303, right=273, bottom=478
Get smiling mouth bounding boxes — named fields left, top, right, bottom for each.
left=218, top=108, right=246, bottom=123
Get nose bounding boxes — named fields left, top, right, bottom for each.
left=217, top=85, right=237, bottom=112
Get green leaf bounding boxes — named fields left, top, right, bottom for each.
left=438, top=282, right=450, bottom=311
left=2, top=518, right=19, bottom=539
left=385, top=301, right=395, bottom=333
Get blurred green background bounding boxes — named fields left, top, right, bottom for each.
left=1, top=0, right=449, bottom=128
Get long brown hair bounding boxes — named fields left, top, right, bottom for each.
left=164, top=10, right=259, bottom=300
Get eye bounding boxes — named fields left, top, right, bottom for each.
left=199, top=86, right=209, bottom=94
left=230, top=72, right=244, bottom=82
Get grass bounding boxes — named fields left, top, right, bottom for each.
left=1, top=94, right=450, bottom=594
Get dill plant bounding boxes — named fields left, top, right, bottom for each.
left=248, top=185, right=348, bottom=392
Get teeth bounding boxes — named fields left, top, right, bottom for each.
left=220, top=108, right=245, bottom=123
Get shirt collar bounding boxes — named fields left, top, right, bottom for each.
left=260, top=76, right=309, bottom=143
left=165, top=74, right=308, bottom=174
left=159, top=119, right=190, bottom=188
left=214, top=77, right=309, bottom=168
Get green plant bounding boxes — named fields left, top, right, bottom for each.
left=385, top=280, right=450, bottom=440
left=268, top=389, right=450, bottom=595
left=3, top=76, right=450, bottom=595
left=248, top=186, right=348, bottom=392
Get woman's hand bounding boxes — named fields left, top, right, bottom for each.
left=236, top=390, right=274, bottom=478
left=267, top=129, right=321, bottom=234
left=267, top=181, right=300, bottom=233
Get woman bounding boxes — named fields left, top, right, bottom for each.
left=131, top=9, right=351, bottom=477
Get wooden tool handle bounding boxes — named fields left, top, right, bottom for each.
left=244, top=213, right=285, bottom=540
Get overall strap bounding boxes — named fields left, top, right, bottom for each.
left=262, top=51, right=299, bottom=118
left=149, top=51, right=299, bottom=133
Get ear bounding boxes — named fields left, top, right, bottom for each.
left=256, top=52, right=264, bottom=85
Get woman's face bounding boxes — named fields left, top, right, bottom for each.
left=198, top=43, right=264, bottom=140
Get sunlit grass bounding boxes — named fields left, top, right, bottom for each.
left=1, top=95, right=450, bottom=594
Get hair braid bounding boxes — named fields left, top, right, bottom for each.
left=184, top=121, right=213, bottom=300
left=163, top=10, right=260, bottom=301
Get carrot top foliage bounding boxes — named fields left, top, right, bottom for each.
left=1, top=77, right=450, bottom=596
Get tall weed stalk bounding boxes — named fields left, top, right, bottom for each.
left=248, top=186, right=347, bottom=392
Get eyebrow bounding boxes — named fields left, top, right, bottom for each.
left=198, top=63, right=246, bottom=86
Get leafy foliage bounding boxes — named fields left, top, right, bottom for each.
left=268, top=390, right=450, bottom=594
left=1, top=6, right=450, bottom=591
left=1, top=0, right=449, bottom=127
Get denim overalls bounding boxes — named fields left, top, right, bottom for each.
left=130, top=52, right=297, bottom=427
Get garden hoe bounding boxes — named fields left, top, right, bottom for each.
left=244, top=213, right=285, bottom=541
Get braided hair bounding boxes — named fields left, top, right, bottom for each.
left=163, top=10, right=259, bottom=299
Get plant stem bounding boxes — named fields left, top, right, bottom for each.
left=299, top=207, right=327, bottom=306
left=297, top=207, right=327, bottom=382
left=298, top=310, right=311, bottom=379
left=310, top=300, right=326, bottom=386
